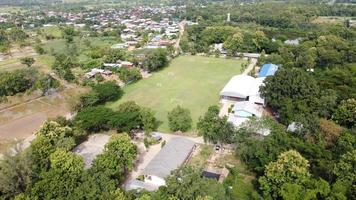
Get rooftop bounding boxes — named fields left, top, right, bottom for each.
left=220, top=75, right=265, bottom=99
left=259, top=63, right=279, bottom=78
left=143, top=137, right=195, bottom=178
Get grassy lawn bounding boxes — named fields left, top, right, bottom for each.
left=220, top=154, right=259, bottom=199
left=108, top=55, right=245, bottom=132
left=41, top=26, right=63, bottom=38
left=42, top=36, right=120, bottom=62
left=188, top=144, right=213, bottom=168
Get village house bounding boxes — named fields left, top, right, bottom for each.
left=125, top=138, right=196, bottom=191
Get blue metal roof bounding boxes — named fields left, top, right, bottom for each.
left=259, top=63, right=279, bottom=77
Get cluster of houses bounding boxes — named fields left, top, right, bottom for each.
left=85, top=60, right=135, bottom=79
left=220, top=63, right=279, bottom=135
left=1, top=5, right=183, bottom=43
left=85, top=68, right=113, bottom=79
left=112, top=17, right=179, bottom=50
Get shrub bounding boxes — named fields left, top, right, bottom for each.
left=119, top=67, right=142, bottom=83
left=167, top=106, right=192, bottom=132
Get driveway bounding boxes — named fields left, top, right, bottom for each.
left=73, top=134, right=111, bottom=168
left=242, top=58, right=257, bottom=75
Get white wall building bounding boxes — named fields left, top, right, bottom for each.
left=220, top=75, right=265, bottom=105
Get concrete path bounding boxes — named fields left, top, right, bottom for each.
left=242, top=58, right=257, bottom=75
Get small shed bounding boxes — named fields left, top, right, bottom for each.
left=202, top=171, right=221, bottom=180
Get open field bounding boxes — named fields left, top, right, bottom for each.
left=0, top=86, right=88, bottom=153
left=42, top=36, right=121, bottom=62
left=0, top=46, right=50, bottom=72
left=108, top=55, right=245, bottom=132
left=41, top=26, right=63, bottom=38
left=312, top=16, right=354, bottom=25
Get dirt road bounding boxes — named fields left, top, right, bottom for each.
left=242, top=58, right=257, bottom=75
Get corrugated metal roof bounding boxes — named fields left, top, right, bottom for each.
left=259, top=63, right=279, bottom=77
left=143, top=138, right=195, bottom=178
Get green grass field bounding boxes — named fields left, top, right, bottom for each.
left=42, top=36, right=121, bottom=62
left=108, top=55, right=245, bottom=133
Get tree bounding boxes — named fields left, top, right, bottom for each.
left=167, top=106, right=192, bottom=132
left=8, top=28, right=27, bottom=42
left=34, top=44, right=45, bottom=55
left=261, top=68, right=319, bottom=111
left=74, top=106, right=115, bottom=132
left=279, top=179, right=330, bottom=200
left=0, top=149, right=34, bottom=199
left=319, top=119, right=343, bottom=147
left=197, top=105, right=236, bottom=143
left=30, top=149, right=84, bottom=199
left=52, top=54, right=75, bottom=81
left=92, top=81, right=123, bottom=104
left=62, top=26, right=76, bottom=43
left=110, top=101, right=143, bottom=132
left=76, top=82, right=123, bottom=110
left=142, top=49, right=168, bottom=72
left=333, top=150, right=356, bottom=183
left=103, top=49, right=126, bottom=63
left=136, top=194, right=152, bottom=200
left=258, top=150, right=311, bottom=199
left=332, top=99, right=356, bottom=128
left=140, top=107, right=159, bottom=133
left=223, top=32, right=243, bottom=55
left=260, top=68, right=320, bottom=127
left=30, top=121, right=77, bottom=173
left=162, top=167, right=228, bottom=200
left=0, top=68, right=39, bottom=97
left=91, top=134, right=137, bottom=182
left=316, top=35, right=348, bottom=67
left=119, top=67, right=142, bottom=83
left=20, top=57, right=35, bottom=67
left=333, top=130, right=356, bottom=158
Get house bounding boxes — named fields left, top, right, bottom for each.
left=85, top=68, right=112, bottom=78
left=126, top=138, right=196, bottom=191
left=220, top=75, right=265, bottom=105
left=287, top=122, right=304, bottom=133
left=258, top=63, right=279, bottom=78
left=103, top=63, right=121, bottom=68
left=212, top=43, right=227, bottom=55
left=227, top=101, right=264, bottom=127
left=121, top=61, right=134, bottom=68
left=111, top=43, right=128, bottom=49
left=202, top=171, right=221, bottom=180
left=126, top=41, right=138, bottom=46
left=159, top=40, right=174, bottom=46
left=284, top=38, right=301, bottom=46
left=231, top=101, right=263, bottom=118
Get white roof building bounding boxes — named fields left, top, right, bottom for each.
left=231, top=101, right=263, bottom=118
left=228, top=101, right=264, bottom=127
left=220, top=75, right=265, bottom=104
